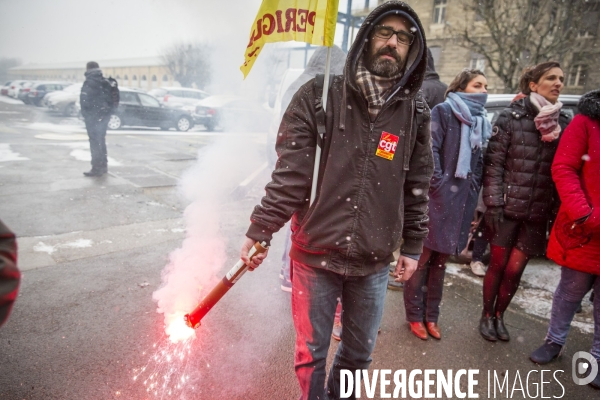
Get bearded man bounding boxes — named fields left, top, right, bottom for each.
left=240, top=2, right=432, bottom=399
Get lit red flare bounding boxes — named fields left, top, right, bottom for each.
left=184, top=241, right=268, bottom=329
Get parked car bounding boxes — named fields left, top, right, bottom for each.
left=106, top=88, right=195, bottom=131
left=1, top=81, right=14, bottom=96
left=27, top=82, right=71, bottom=106
left=194, top=95, right=273, bottom=132
left=43, top=83, right=82, bottom=116
left=485, top=94, right=580, bottom=124
left=7, top=80, right=29, bottom=98
left=17, top=81, right=39, bottom=104
left=148, top=87, right=210, bottom=109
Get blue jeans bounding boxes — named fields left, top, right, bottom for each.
left=546, top=267, right=600, bottom=361
left=290, top=260, right=388, bottom=400
left=281, top=222, right=292, bottom=281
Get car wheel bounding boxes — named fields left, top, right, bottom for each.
left=64, top=103, right=78, bottom=117
left=107, top=115, right=122, bottom=130
left=176, top=116, right=192, bottom=132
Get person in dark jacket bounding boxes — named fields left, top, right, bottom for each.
left=0, top=219, right=20, bottom=328
left=80, top=61, right=112, bottom=177
left=404, top=69, right=490, bottom=340
left=421, top=48, right=447, bottom=109
left=480, top=61, right=571, bottom=342
left=529, top=90, right=600, bottom=390
left=239, top=2, right=433, bottom=399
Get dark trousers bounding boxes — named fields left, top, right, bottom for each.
left=403, top=247, right=449, bottom=323
left=84, top=115, right=109, bottom=172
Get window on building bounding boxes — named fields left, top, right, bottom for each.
left=469, top=52, right=485, bottom=72
left=116, top=75, right=120, bottom=80
left=433, top=0, right=447, bottom=24
left=142, top=75, right=147, bottom=81
left=132, top=75, right=137, bottom=81
left=567, top=64, right=587, bottom=87
left=163, top=75, right=169, bottom=82
left=124, top=75, right=128, bottom=81
left=151, top=75, right=157, bottom=82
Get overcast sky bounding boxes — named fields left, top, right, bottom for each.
left=0, top=0, right=366, bottom=65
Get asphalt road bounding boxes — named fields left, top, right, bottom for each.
left=0, top=99, right=597, bottom=400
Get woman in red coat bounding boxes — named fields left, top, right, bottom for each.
left=530, top=89, right=600, bottom=390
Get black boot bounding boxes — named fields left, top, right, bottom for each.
left=530, top=340, right=562, bottom=364
left=495, top=312, right=510, bottom=341
left=479, top=311, right=497, bottom=342
left=83, top=169, right=105, bottom=177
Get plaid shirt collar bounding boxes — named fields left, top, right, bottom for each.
left=355, top=57, right=403, bottom=121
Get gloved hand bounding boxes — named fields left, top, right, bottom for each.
left=485, top=206, right=504, bottom=234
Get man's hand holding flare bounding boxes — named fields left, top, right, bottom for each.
left=240, top=237, right=269, bottom=270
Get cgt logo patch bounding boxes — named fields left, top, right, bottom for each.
left=376, top=131, right=399, bottom=160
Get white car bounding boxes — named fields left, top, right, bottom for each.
left=7, top=80, right=28, bottom=98
left=148, top=87, right=210, bottom=109
left=43, top=83, right=82, bottom=116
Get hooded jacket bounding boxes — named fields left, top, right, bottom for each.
left=80, top=68, right=112, bottom=120
left=421, top=48, right=447, bottom=109
left=246, top=1, right=433, bottom=276
left=546, top=90, right=600, bottom=273
left=483, top=96, right=571, bottom=222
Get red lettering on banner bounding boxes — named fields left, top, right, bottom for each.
left=275, top=10, right=284, bottom=33
left=285, top=8, right=297, bottom=32
left=262, top=13, right=275, bottom=35
left=297, top=9, right=308, bottom=32
left=247, top=18, right=263, bottom=47
left=248, top=47, right=260, bottom=58
left=308, top=11, right=316, bottom=26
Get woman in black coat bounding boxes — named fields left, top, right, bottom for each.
left=404, top=69, right=491, bottom=340
left=479, top=62, right=572, bottom=342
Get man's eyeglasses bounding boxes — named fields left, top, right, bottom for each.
left=373, top=25, right=415, bottom=46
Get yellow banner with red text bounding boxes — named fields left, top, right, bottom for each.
left=241, top=0, right=339, bottom=78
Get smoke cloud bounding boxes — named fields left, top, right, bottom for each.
left=152, top=134, right=264, bottom=343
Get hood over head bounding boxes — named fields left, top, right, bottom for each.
left=425, top=48, right=440, bottom=80
left=304, top=45, right=346, bottom=77
left=578, top=89, right=600, bottom=121
left=344, top=1, right=427, bottom=100
left=84, top=68, right=103, bottom=81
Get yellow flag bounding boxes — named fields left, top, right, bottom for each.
left=240, top=0, right=339, bottom=78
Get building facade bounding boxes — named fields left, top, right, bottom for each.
left=375, top=0, right=600, bottom=95
left=7, top=57, right=177, bottom=90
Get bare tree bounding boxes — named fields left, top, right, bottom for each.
left=449, top=0, right=600, bottom=93
left=162, top=42, right=212, bottom=89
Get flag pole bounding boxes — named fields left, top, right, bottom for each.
left=309, top=45, right=332, bottom=205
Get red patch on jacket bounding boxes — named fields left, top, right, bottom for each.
left=376, top=131, right=399, bottom=160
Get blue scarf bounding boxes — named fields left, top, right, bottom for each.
left=445, top=92, right=491, bottom=179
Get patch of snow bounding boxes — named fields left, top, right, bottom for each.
left=33, top=238, right=93, bottom=254
left=0, top=97, right=24, bottom=105
left=33, top=242, right=57, bottom=254
left=0, top=143, right=29, bottom=162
